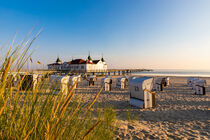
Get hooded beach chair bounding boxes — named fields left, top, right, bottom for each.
left=129, top=77, right=155, bottom=108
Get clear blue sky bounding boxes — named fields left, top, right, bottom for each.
left=0, top=0, right=210, bottom=69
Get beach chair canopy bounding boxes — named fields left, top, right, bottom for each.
left=192, top=78, right=200, bottom=84
left=155, top=77, right=165, bottom=85
left=128, top=76, right=136, bottom=82
left=129, top=77, right=153, bottom=100
left=104, top=77, right=112, bottom=83
left=187, top=77, right=199, bottom=84
left=195, top=80, right=206, bottom=87
left=50, top=75, right=70, bottom=85
left=117, top=77, right=127, bottom=83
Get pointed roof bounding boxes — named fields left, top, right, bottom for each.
left=66, top=59, right=95, bottom=64
left=56, top=57, right=62, bottom=63
left=88, top=55, right=92, bottom=61
left=101, top=57, right=105, bottom=62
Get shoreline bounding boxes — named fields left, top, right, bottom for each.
left=131, top=73, right=210, bottom=78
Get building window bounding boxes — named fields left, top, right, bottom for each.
left=81, top=66, right=84, bottom=69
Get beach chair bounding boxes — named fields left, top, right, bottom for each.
left=194, top=80, right=206, bottom=95
left=20, top=74, right=38, bottom=91
left=76, top=75, right=82, bottom=82
left=87, top=75, right=97, bottom=86
left=129, top=77, right=155, bottom=108
left=103, top=76, right=112, bottom=91
left=69, top=75, right=79, bottom=88
left=191, top=79, right=200, bottom=90
left=187, top=77, right=199, bottom=87
left=155, top=78, right=165, bottom=91
left=116, top=77, right=128, bottom=89
left=50, top=75, right=70, bottom=95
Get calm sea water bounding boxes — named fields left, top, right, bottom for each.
left=134, top=69, right=210, bottom=77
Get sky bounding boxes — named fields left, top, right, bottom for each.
left=0, top=0, right=210, bottom=70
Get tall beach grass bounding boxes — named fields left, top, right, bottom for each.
left=0, top=32, right=117, bottom=139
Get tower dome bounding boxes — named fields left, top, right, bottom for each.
left=56, top=57, right=62, bottom=64
left=101, top=57, right=105, bottom=62
left=87, top=55, right=92, bottom=63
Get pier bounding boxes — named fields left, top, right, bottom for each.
left=33, top=69, right=152, bottom=76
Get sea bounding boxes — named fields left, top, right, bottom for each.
left=134, top=69, right=210, bottom=77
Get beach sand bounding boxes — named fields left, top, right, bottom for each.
left=74, top=76, right=210, bottom=139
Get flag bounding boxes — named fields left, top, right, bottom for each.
left=37, top=61, right=41, bottom=65
left=30, top=57, right=33, bottom=63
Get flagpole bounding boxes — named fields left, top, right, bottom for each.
left=27, top=53, right=29, bottom=72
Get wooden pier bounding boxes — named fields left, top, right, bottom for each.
left=33, top=68, right=152, bottom=76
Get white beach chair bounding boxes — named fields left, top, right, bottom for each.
left=116, top=77, right=128, bottom=89
left=187, top=77, right=199, bottom=87
left=101, top=76, right=112, bottom=91
left=191, top=79, right=200, bottom=90
left=50, top=75, right=70, bottom=95
left=129, top=77, right=155, bottom=108
left=77, top=75, right=82, bottom=82
left=69, top=75, right=79, bottom=89
left=194, top=80, right=206, bottom=95
left=155, top=78, right=163, bottom=91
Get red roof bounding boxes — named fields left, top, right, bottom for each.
left=48, top=59, right=101, bottom=65
left=67, top=59, right=100, bottom=64
left=67, top=59, right=86, bottom=64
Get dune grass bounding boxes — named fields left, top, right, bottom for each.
left=0, top=33, right=117, bottom=139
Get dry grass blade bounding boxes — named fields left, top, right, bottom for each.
left=59, top=82, right=77, bottom=118
left=0, top=106, right=4, bottom=116
left=45, top=121, right=50, bottom=140
left=0, top=56, right=11, bottom=100
left=82, top=120, right=102, bottom=140
left=84, top=88, right=103, bottom=115
left=23, top=128, right=34, bottom=140
left=69, top=97, right=81, bottom=121
left=1, top=56, right=11, bottom=82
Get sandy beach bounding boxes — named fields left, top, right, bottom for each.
left=74, top=76, right=210, bottom=139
